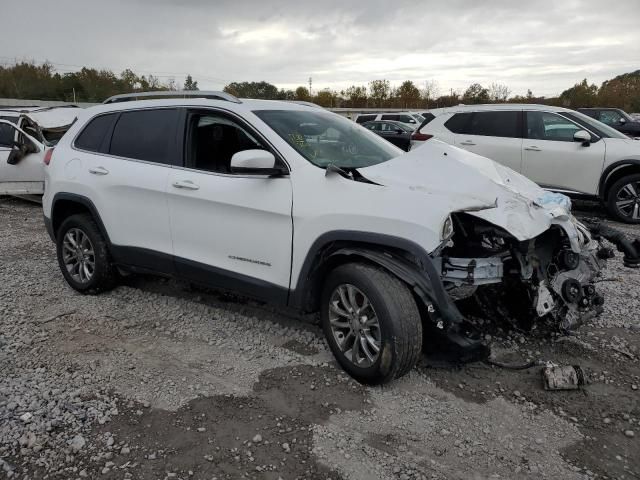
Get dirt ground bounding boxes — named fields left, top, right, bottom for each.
left=0, top=197, right=638, bottom=480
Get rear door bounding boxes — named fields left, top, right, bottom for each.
left=0, top=119, right=46, bottom=194
left=451, top=110, right=523, bottom=172
left=521, top=110, right=605, bottom=195
left=75, top=108, right=178, bottom=270
left=167, top=109, right=293, bottom=303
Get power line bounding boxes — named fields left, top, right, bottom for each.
left=0, top=55, right=228, bottom=85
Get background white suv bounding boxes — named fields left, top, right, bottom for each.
left=42, top=92, right=636, bottom=384
left=412, top=104, right=640, bottom=223
left=354, top=112, right=424, bottom=130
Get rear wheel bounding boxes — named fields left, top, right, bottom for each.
left=321, top=263, right=422, bottom=384
left=56, top=214, right=118, bottom=293
left=607, top=173, right=640, bottom=223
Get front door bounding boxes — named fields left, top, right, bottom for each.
left=0, top=120, right=45, bottom=194
left=521, top=110, right=605, bottom=195
left=167, top=109, right=293, bottom=303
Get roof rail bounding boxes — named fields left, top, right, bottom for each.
left=102, top=90, right=242, bottom=105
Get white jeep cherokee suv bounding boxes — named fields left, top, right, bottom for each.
left=42, top=92, right=640, bottom=384
left=411, top=104, right=640, bottom=223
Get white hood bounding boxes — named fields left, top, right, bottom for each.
left=359, top=140, right=575, bottom=242
left=24, top=107, right=79, bottom=130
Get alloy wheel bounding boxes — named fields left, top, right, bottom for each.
left=62, top=228, right=95, bottom=284
left=328, top=283, right=382, bottom=367
left=615, top=180, right=640, bottom=220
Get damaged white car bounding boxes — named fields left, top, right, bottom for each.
left=42, top=93, right=640, bottom=384
left=0, top=106, right=78, bottom=195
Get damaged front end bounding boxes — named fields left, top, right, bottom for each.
left=434, top=212, right=623, bottom=333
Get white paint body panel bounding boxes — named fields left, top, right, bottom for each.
left=0, top=120, right=46, bottom=195
left=43, top=99, right=594, bottom=296
left=167, top=169, right=293, bottom=287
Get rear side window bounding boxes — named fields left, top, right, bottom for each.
left=444, top=113, right=473, bottom=133
left=380, top=114, right=399, bottom=121
left=399, top=115, right=416, bottom=124
left=109, top=109, right=179, bottom=164
left=75, top=113, right=117, bottom=152
left=356, top=115, right=376, bottom=124
left=467, top=111, right=521, bottom=138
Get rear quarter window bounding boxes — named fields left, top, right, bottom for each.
left=444, top=113, right=473, bottom=134
left=74, top=113, right=118, bottom=152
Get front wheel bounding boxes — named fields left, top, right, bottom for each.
left=56, top=214, right=118, bottom=293
left=321, top=263, right=423, bottom=384
left=606, top=173, right=640, bottom=223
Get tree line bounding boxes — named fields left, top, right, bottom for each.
left=1, top=61, right=638, bottom=111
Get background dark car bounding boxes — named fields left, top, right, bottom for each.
left=577, top=108, right=640, bottom=138
left=362, top=120, right=413, bottom=151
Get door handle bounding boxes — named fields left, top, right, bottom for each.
left=88, top=166, right=109, bottom=175
left=172, top=180, right=200, bottom=191
left=525, top=146, right=541, bottom=151
left=459, top=141, right=476, bottom=146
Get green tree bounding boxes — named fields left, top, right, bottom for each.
left=314, top=89, right=338, bottom=107
left=343, top=85, right=368, bottom=108
left=295, top=86, right=310, bottom=101
left=396, top=80, right=421, bottom=108
left=598, top=70, right=640, bottom=111
left=462, top=83, right=490, bottom=104
left=369, top=79, right=390, bottom=107
left=223, top=81, right=278, bottom=99
left=183, top=74, right=199, bottom=91
left=559, top=79, right=598, bottom=107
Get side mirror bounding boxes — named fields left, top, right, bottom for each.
left=573, top=130, right=591, bottom=146
left=230, top=149, right=286, bottom=176
left=619, top=118, right=627, bottom=124
left=7, top=138, right=39, bottom=165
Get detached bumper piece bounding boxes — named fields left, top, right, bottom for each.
left=587, top=222, right=640, bottom=268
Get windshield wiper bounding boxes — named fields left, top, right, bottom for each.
left=325, top=164, right=353, bottom=180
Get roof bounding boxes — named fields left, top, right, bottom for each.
left=81, top=97, right=325, bottom=119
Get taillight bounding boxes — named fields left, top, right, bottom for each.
left=43, top=148, right=54, bottom=166
left=411, top=132, right=433, bottom=141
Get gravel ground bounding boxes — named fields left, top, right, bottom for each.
left=0, top=197, right=638, bottom=480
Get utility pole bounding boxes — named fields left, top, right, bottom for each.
left=308, top=77, right=312, bottom=97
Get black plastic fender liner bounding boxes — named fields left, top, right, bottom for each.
left=588, top=222, right=640, bottom=268
left=326, top=247, right=466, bottom=327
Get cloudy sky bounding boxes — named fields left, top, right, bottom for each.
left=3, top=0, right=639, bottom=97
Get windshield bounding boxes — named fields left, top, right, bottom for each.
left=254, top=109, right=402, bottom=168
left=564, top=111, right=628, bottom=139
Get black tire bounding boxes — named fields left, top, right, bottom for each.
left=606, top=173, right=640, bottom=223
left=56, top=213, right=118, bottom=293
left=320, top=263, right=422, bottom=384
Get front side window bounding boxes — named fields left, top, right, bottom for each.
left=0, top=117, right=18, bottom=147
left=563, top=111, right=627, bottom=139
left=185, top=111, right=266, bottom=173
left=363, top=122, right=380, bottom=131
left=255, top=109, right=401, bottom=169
left=526, top=111, right=581, bottom=142
left=109, top=109, right=179, bottom=164
left=467, top=111, right=521, bottom=138
left=598, top=110, right=625, bottom=126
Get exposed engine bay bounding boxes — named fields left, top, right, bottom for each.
left=434, top=213, right=622, bottom=332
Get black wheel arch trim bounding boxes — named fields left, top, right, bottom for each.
left=599, top=159, right=640, bottom=198
left=289, top=230, right=466, bottom=329
left=50, top=192, right=113, bottom=245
